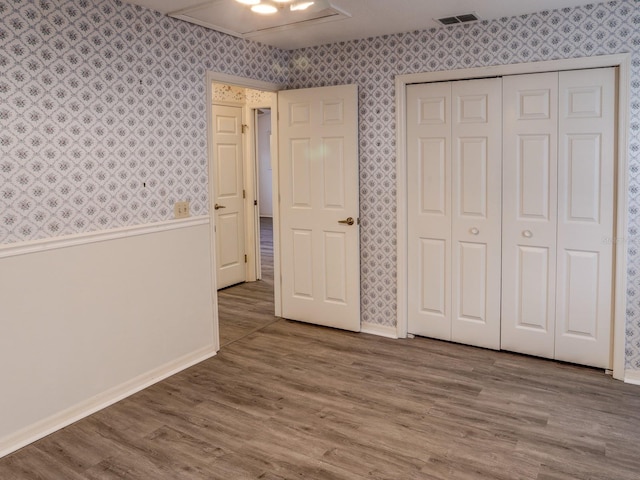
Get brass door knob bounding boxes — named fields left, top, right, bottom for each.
left=338, top=217, right=355, bottom=226
left=214, top=203, right=226, bottom=210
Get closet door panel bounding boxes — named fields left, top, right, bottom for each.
left=556, top=68, right=615, bottom=369
left=407, top=83, right=453, bottom=340
left=451, top=78, right=502, bottom=350
left=501, top=72, right=558, bottom=359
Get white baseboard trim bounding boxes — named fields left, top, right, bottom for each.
left=0, top=346, right=216, bottom=459
left=624, top=369, right=640, bottom=386
left=0, top=216, right=210, bottom=259
left=360, top=322, right=399, bottom=339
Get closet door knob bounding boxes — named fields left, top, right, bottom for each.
left=522, top=230, right=533, bottom=238
left=470, top=227, right=480, bottom=235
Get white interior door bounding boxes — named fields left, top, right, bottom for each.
left=450, top=78, right=502, bottom=350
left=278, top=84, right=360, bottom=331
left=213, top=104, right=246, bottom=290
left=555, top=68, right=615, bottom=369
left=407, top=82, right=452, bottom=340
left=501, top=72, right=559, bottom=358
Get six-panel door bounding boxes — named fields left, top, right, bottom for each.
left=213, top=104, right=247, bottom=290
left=278, top=85, right=360, bottom=332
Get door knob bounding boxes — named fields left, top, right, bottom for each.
left=338, top=217, right=355, bottom=226
left=470, top=227, right=480, bottom=235
left=214, top=203, right=226, bottom=210
left=522, top=230, right=533, bottom=238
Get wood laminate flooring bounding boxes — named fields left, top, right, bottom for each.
left=2, top=216, right=640, bottom=478
left=218, top=217, right=277, bottom=347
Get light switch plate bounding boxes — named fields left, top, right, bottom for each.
left=174, top=201, right=190, bottom=219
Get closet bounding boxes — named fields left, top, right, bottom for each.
left=406, top=68, right=616, bottom=369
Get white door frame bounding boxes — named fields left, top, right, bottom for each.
left=395, top=53, right=631, bottom=381
left=252, top=107, right=262, bottom=280
left=246, top=105, right=274, bottom=281
left=206, top=72, right=284, bottom=352
left=251, top=106, right=275, bottom=281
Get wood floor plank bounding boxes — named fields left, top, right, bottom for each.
left=0, top=447, right=89, bottom=480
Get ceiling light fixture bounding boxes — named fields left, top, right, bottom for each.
left=236, top=0, right=330, bottom=15
left=290, top=1, right=314, bottom=11
left=251, top=2, right=278, bottom=14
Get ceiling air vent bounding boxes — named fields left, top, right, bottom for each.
left=436, top=12, right=480, bottom=26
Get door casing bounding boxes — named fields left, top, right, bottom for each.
left=396, top=54, right=631, bottom=381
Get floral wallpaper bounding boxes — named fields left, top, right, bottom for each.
left=212, top=83, right=274, bottom=106
left=245, top=87, right=274, bottom=107
left=212, top=83, right=245, bottom=103
left=0, top=0, right=287, bottom=244
left=287, top=0, right=640, bottom=366
left=2, top=0, right=640, bottom=368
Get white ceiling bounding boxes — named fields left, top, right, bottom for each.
left=125, top=0, right=598, bottom=50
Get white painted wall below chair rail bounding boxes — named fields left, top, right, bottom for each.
left=0, top=220, right=216, bottom=458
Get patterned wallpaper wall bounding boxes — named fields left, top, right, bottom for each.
left=212, top=83, right=246, bottom=103
left=288, top=0, right=640, bottom=366
left=0, top=0, right=288, bottom=244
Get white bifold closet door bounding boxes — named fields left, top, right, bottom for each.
left=407, top=78, right=502, bottom=349
left=407, top=82, right=452, bottom=341
left=555, top=68, right=615, bottom=368
left=408, top=68, right=615, bottom=368
left=501, top=68, right=615, bottom=369
left=501, top=72, right=559, bottom=359
left=451, top=79, right=502, bottom=349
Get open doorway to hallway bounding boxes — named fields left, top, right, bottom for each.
left=214, top=101, right=277, bottom=347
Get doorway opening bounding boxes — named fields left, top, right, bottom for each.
left=207, top=73, right=282, bottom=349
left=255, top=107, right=273, bottom=280
left=207, top=74, right=362, bottom=348
left=217, top=107, right=277, bottom=348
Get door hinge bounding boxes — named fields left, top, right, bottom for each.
left=254, top=200, right=258, bottom=206
left=243, top=189, right=246, bottom=199
left=244, top=254, right=248, bottom=263
left=242, top=124, right=248, bottom=134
